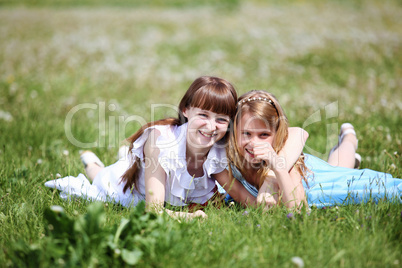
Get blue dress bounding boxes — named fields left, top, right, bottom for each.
left=223, top=154, right=402, bottom=208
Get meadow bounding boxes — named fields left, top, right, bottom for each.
left=0, top=0, right=401, bottom=266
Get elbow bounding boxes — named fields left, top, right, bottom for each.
left=297, top=127, right=309, bottom=144
left=288, top=127, right=309, bottom=145
left=301, top=128, right=309, bottom=144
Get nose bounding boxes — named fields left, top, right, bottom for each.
left=206, top=119, right=217, bottom=132
left=249, top=135, right=259, bottom=146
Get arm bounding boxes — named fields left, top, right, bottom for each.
left=213, top=169, right=257, bottom=207
left=144, top=129, right=206, bottom=219
left=278, top=127, right=308, bottom=171
left=254, top=142, right=306, bottom=210
left=270, top=167, right=306, bottom=209
left=257, top=171, right=279, bottom=209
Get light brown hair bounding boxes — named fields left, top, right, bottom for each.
left=228, top=90, right=309, bottom=189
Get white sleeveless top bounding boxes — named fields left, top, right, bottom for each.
left=45, top=123, right=228, bottom=207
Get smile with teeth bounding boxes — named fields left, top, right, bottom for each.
left=245, top=148, right=255, bottom=157
left=199, top=130, right=217, bottom=138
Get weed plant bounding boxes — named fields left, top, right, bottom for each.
left=0, top=0, right=401, bottom=267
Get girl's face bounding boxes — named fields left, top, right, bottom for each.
left=236, top=112, right=276, bottom=164
left=183, top=107, right=230, bottom=149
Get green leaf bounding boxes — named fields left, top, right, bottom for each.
left=121, top=248, right=143, bottom=265
left=114, top=218, right=130, bottom=245
left=44, top=205, right=74, bottom=239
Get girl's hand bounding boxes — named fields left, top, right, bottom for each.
left=191, top=210, right=207, bottom=219
left=252, top=142, right=286, bottom=172
left=257, top=175, right=279, bottom=210
left=257, top=192, right=277, bottom=210
left=162, top=209, right=207, bottom=220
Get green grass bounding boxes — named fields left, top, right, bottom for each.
left=0, top=0, right=401, bottom=267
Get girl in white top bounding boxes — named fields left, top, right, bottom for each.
left=46, top=77, right=307, bottom=218
left=46, top=76, right=245, bottom=218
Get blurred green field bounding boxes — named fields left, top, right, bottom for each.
left=0, top=0, right=401, bottom=267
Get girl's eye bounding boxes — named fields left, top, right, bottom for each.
left=260, top=133, right=270, bottom=138
left=217, top=118, right=229, bottom=123
left=199, top=113, right=208, bottom=118
left=242, top=131, right=250, bottom=136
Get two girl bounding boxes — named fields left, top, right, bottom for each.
left=227, top=90, right=401, bottom=209
left=45, top=77, right=305, bottom=218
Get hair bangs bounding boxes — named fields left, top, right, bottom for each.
left=190, top=85, right=237, bottom=118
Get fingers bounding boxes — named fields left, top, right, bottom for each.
left=252, top=143, right=276, bottom=161
left=251, top=142, right=274, bottom=154
left=193, top=210, right=208, bottom=218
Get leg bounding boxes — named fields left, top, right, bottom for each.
left=85, top=162, right=104, bottom=181
left=80, top=151, right=105, bottom=182
left=328, top=133, right=358, bottom=168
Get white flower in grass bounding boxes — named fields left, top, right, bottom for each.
left=354, top=106, right=363, bottom=115
left=50, top=205, right=64, bottom=213
left=37, top=159, right=43, bottom=164
left=63, top=150, right=69, bottom=156
left=30, top=90, right=38, bottom=99
left=0, top=110, right=13, bottom=122
left=386, top=134, right=392, bottom=142
left=56, top=173, right=62, bottom=178
left=291, top=256, right=304, bottom=267
left=86, top=109, right=95, bottom=118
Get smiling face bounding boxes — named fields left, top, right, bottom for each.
left=236, top=112, right=276, bottom=164
left=183, top=107, right=230, bottom=150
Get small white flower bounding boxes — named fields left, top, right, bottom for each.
left=386, top=134, right=391, bottom=142
left=0, top=110, right=13, bottom=122
left=30, top=90, right=38, bottom=99
left=56, top=173, right=62, bottom=178
left=86, top=109, right=95, bottom=118
left=354, top=106, right=363, bottom=115
left=50, top=205, right=64, bottom=213
left=291, top=256, right=304, bottom=268
left=37, top=159, right=43, bottom=164
left=63, top=150, right=69, bottom=156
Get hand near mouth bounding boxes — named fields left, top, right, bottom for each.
left=250, top=142, right=286, bottom=171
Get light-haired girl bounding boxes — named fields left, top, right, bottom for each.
left=227, top=90, right=401, bottom=209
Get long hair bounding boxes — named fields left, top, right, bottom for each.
left=227, top=90, right=309, bottom=189
left=121, top=76, right=238, bottom=193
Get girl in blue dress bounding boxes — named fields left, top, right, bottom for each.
left=226, top=90, right=401, bottom=209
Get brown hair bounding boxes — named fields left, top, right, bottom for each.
left=120, top=76, right=238, bottom=193
left=227, top=90, right=309, bottom=189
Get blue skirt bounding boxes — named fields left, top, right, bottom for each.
left=303, top=154, right=401, bottom=207
left=222, top=154, right=402, bottom=207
